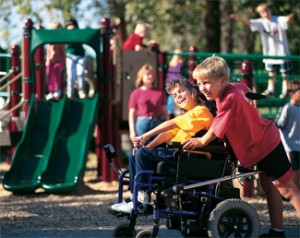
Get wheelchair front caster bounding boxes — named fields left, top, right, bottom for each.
left=112, top=223, right=137, bottom=238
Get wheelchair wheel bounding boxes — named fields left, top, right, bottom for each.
left=136, top=229, right=159, bottom=238
left=112, top=223, right=137, bottom=238
left=207, top=198, right=260, bottom=238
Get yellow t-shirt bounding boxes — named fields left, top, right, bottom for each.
left=169, top=106, right=213, bottom=142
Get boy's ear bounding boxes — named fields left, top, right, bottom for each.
left=221, top=76, right=228, bottom=83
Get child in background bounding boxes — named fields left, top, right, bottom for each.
left=165, top=49, right=185, bottom=118
left=112, top=78, right=214, bottom=213
left=45, top=22, right=65, bottom=100
left=65, top=18, right=86, bottom=98
left=182, top=56, right=300, bottom=237
left=122, top=22, right=157, bottom=52
left=275, top=80, right=300, bottom=190
left=230, top=3, right=294, bottom=98
left=128, top=64, right=169, bottom=143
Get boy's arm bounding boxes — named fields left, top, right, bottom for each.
left=145, top=131, right=173, bottom=148
left=181, top=128, right=217, bottom=150
left=286, top=13, right=294, bottom=23
left=229, top=13, right=251, bottom=26
left=136, top=120, right=178, bottom=146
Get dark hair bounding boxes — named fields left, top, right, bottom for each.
left=288, top=79, right=300, bottom=93
left=65, top=18, right=79, bottom=28
left=165, top=78, right=217, bottom=116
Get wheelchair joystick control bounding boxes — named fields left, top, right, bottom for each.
left=104, top=144, right=117, bottom=161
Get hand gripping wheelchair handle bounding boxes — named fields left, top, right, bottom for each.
left=245, top=92, right=266, bottom=100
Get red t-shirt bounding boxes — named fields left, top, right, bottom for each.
left=212, top=83, right=280, bottom=168
left=128, top=88, right=167, bottom=117
left=122, top=33, right=143, bottom=51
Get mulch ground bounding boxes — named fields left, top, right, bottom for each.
left=0, top=153, right=299, bottom=235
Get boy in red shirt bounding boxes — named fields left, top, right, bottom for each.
left=182, top=56, right=300, bottom=237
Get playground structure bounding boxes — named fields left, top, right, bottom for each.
left=0, top=17, right=300, bottom=193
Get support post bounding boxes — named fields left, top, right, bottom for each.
left=35, top=25, right=45, bottom=100
left=23, top=19, right=33, bottom=118
left=188, top=46, right=198, bottom=84
left=96, top=17, right=114, bottom=182
left=6, top=45, right=21, bottom=164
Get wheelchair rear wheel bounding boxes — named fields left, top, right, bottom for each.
left=136, top=229, right=159, bottom=238
left=207, top=198, right=260, bottom=238
left=112, top=223, right=137, bottom=238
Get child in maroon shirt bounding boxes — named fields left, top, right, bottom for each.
left=182, top=55, right=300, bottom=237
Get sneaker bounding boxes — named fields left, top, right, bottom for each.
left=261, top=89, right=274, bottom=97
left=117, top=201, right=151, bottom=214
left=111, top=201, right=127, bottom=211
left=46, top=93, right=54, bottom=100
left=279, top=93, right=288, bottom=99
left=110, top=196, right=133, bottom=212
left=78, top=90, right=86, bottom=99
left=260, top=228, right=285, bottom=237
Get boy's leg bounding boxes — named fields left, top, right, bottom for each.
left=279, top=77, right=289, bottom=99
left=259, top=173, right=284, bottom=229
left=279, top=61, right=293, bottom=99
left=277, top=177, right=300, bottom=215
left=262, top=72, right=276, bottom=97
left=262, top=63, right=276, bottom=97
left=290, top=151, right=300, bottom=190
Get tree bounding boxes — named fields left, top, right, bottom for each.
left=0, top=0, right=299, bottom=55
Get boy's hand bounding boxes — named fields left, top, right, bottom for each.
left=132, top=136, right=145, bottom=156
left=133, top=136, right=144, bottom=149
left=181, top=138, right=204, bottom=150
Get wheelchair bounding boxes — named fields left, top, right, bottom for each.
left=105, top=140, right=261, bottom=238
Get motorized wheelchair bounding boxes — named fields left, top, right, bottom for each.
left=105, top=137, right=261, bottom=238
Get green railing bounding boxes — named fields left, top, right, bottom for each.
left=164, top=52, right=300, bottom=119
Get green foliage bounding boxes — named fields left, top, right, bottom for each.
left=0, top=0, right=299, bottom=54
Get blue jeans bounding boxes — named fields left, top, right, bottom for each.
left=129, top=147, right=175, bottom=191
left=135, top=116, right=164, bottom=140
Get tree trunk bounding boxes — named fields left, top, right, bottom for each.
left=220, top=0, right=233, bottom=53
left=203, top=0, right=220, bottom=53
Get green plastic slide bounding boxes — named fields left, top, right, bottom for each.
left=41, top=95, right=99, bottom=192
left=2, top=96, right=67, bottom=192
left=2, top=94, right=99, bottom=193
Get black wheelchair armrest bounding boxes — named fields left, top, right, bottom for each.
left=166, top=142, right=226, bottom=154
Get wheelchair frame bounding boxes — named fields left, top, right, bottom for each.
left=105, top=142, right=261, bottom=238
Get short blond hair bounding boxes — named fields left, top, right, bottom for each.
left=256, top=3, right=270, bottom=13
left=193, top=56, right=230, bottom=82
left=134, top=22, right=150, bottom=35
